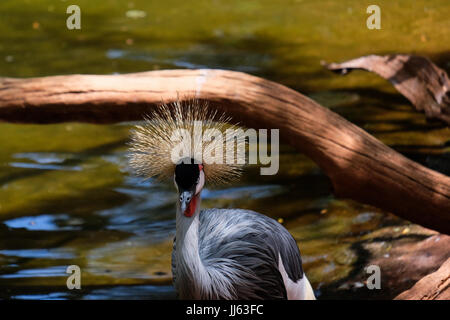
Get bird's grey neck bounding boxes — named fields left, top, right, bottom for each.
left=175, top=194, right=206, bottom=299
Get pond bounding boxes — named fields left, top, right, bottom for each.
left=0, top=0, right=449, bottom=299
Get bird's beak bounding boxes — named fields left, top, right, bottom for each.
left=179, top=190, right=195, bottom=217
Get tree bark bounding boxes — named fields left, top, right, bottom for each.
left=395, top=256, right=450, bottom=300
left=318, top=227, right=450, bottom=300
left=325, top=54, right=450, bottom=125
left=0, top=69, right=449, bottom=233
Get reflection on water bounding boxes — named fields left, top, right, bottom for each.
left=0, top=0, right=449, bottom=300
left=0, top=266, right=67, bottom=279
left=10, top=152, right=82, bottom=171
left=4, top=214, right=79, bottom=231
left=0, top=249, right=75, bottom=260
left=11, top=285, right=176, bottom=300
left=82, top=285, right=176, bottom=300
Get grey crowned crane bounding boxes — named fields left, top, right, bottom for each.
left=129, top=100, right=315, bottom=300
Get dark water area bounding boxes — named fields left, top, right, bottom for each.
left=0, top=0, right=449, bottom=299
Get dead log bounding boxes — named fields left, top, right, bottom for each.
left=318, top=226, right=450, bottom=300
left=0, top=69, right=449, bottom=233
left=395, top=256, right=450, bottom=300
left=325, top=54, right=450, bottom=125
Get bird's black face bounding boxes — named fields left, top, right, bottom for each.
left=174, top=158, right=204, bottom=217
left=174, top=158, right=200, bottom=192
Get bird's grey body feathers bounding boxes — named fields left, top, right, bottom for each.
left=172, top=208, right=309, bottom=300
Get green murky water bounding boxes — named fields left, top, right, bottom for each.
left=0, top=0, right=449, bottom=299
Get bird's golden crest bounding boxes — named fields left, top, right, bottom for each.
left=128, top=99, right=246, bottom=185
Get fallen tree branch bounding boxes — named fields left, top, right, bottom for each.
left=0, top=69, right=449, bottom=233
left=395, top=256, right=450, bottom=300
left=325, top=54, right=450, bottom=125
left=319, top=228, right=450, bottom=300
